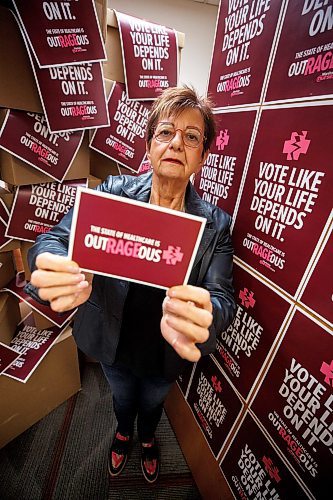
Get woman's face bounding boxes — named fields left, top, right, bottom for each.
left=147, top=108, right=209, bottom=183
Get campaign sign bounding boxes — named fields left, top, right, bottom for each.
left=12, top=0, right=106, bottom=67
left=220, top=413, right=309, bottom=499
left=90, top=82, right=150, bottom=172
left=31, top=59, right=109, bottom=133
left=265, top=0, right=333, bottom=103
left=6, top=179, right=87, bottom=243
left=194, top=109, right=257, bottom=216
left=0, top=110, right=84, bottom=181
left=2, top=312, right=64, bottom=383
left=300, top=227, right=333, bottom=327
left=207, top=0, right=283, bottom=108
left=186, top=355, right=244, bottom=457
left=212, top=263, right=291, bottom=400
left=115, top=11, right=178, bottom=100
left=0, top=198, right=10, bottom=224
left=177, top=364, right=195, bottom=397
left=251, top=309, right=333, bottom=497
left=0, top=342, right=21, bottom=375
left=1, top=272, right=77, bottom=328
left=232, top=104, right=333, bottom=296
left=68, top=188, right=206, bottom=289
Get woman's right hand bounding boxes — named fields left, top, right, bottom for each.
left=30, top=252, right=93, bottom=312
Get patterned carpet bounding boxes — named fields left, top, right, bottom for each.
left=0, top=362, right=202, bottom=500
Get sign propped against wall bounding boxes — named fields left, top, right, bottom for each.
left=68, top=187, right=206, bottom=289
left=115, top=11, right=178, bottom=100
left=220, top=414, right=311, bottom=499
left=194, top=109, right=257, bottom=216
left=6, top=178, right=87, bottom=242
left=90, top=82, right=150, bottom=172
left=0, top=110, right=84, bottom=181
left=251, top=308, right=333, bottom=499
left=2, top=312, right=65, bottom=383
left=265, top=0, right=333, bottom=103
left=31, top=59, right=110, bottom=133
left=207, top=0, right=284, bottom=108
left=12, top=0, right=106, bottom=67
left=232, top=103, right=333, bottom=297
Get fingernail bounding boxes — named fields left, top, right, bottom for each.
left=77, top=280, right=88, bottom=289
left=67, top=266, right=80, bottom=273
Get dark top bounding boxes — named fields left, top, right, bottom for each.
left=116, top=282, right=166, bottom=377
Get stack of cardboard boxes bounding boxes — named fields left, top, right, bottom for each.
left=0, top=2, right=184, bottom=448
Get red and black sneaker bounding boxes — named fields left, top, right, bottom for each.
left=108, top=432, right=131, bottom=476
left=141, top=437, right=160, bottom=483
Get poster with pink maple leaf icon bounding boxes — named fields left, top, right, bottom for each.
left=194, top=109, right=257, bottom=217
left=251, top=308, right=333, bottom=498
left=232, top=103, right=333, bottom=297
left=186, top=355, right=243, bottom=458
left=220, top=413, right=310, bottom=499
left=212, top=262, right=292, bottom=400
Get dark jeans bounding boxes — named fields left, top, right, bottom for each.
left=101, top=361, right=173, bottom=442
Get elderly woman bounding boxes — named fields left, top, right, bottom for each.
left=26, top=86, right=235, bottom=483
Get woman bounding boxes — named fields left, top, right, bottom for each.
left=26, top=86, right=235, bottom=483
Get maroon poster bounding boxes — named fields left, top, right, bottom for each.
left=207, top=0, right=283, bottom=108
left=115, top=11, right=178, bottom=100
left=0, top=198, right=10, bottom=224
left=0, top=110, right=84, bottom=181
left=2, top=312, right=63, bottom=383
left=68, top=188, right=206, bottom=289
left=220, top=413, right=310, bottom=499
left=232, top=104, right=333, bottom=296
left=31, top=59, right=109, bottom=133
left=212, top=263, right=291, bottom=400
left=251, top=309, right=333, bottom=498
left=265, top=0, right=333, bottom=103
left=177, top=364, right=194, bottom=397
left=0, top=342, right=21, bottom=375
left=12, top=0, right=106, bottom=67
left=194, top=109, right=257, bottom=216
left=1, top=272, right=77, bottom=328
left=6, top=179, right=87, bottom=243
left=0, top=201, right=13, bottom=250
left=118, top=155, right=152, bottom=176
left=300, top=226, right=333, bottom=327
left=186, top=356, right=243, bottom=457
left=90, top=82, right=150, bottom=172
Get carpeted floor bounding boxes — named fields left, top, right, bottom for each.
left=0, top=362, right=202, bottom=500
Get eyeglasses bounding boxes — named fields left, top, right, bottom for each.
left=153, top=122, right=205, bottom=148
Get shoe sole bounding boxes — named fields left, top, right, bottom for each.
left=108, top=455, right=128, bottom=477
left=141, top=460, right=160, bottom=483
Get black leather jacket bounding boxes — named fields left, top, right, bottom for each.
left=26, top=172, right=235, bottom=380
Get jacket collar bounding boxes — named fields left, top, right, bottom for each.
left=121, top=171, right=213, bottom=224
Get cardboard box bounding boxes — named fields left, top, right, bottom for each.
left=19, top=240, right=33, bottom=282
left=32, top=309, right=59, bottom=331
left=90, top=149, right=119, bottom=181
left=0, top=131, right=90, bottom=185
left=104, top=9, right=185, bottom=82
left=0, top=292, right=21, bottom=345
left=0, top=251, right=16, bottom=288
left=0, top=324, right=81, bottom=448
left=88, top=174, right=102, bottom=189
left=0, top=1, right=108, bottom=113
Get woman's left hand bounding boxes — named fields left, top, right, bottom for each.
left=161, top=285, right=213, bottom=362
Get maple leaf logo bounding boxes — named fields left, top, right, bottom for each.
left=216, top=129, right=230, bottom=151
left=320, top=360, right=333, bottom=387
left=162, top=246, right=184, bottom=265
left=239, top=288, right=256, bottom=309
left=283, top=131, right=310, bottom=160
left=211, top=375, right=222, bottom=393
left=262, top=456, right=281, bottom=483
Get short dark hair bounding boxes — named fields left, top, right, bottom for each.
left=146, top=85, right=216, bottom=153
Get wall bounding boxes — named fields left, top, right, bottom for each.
left=109, top=0, right=218, bottom=95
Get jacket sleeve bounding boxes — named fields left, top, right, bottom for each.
left=197, top=214, right=236, bottom=357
